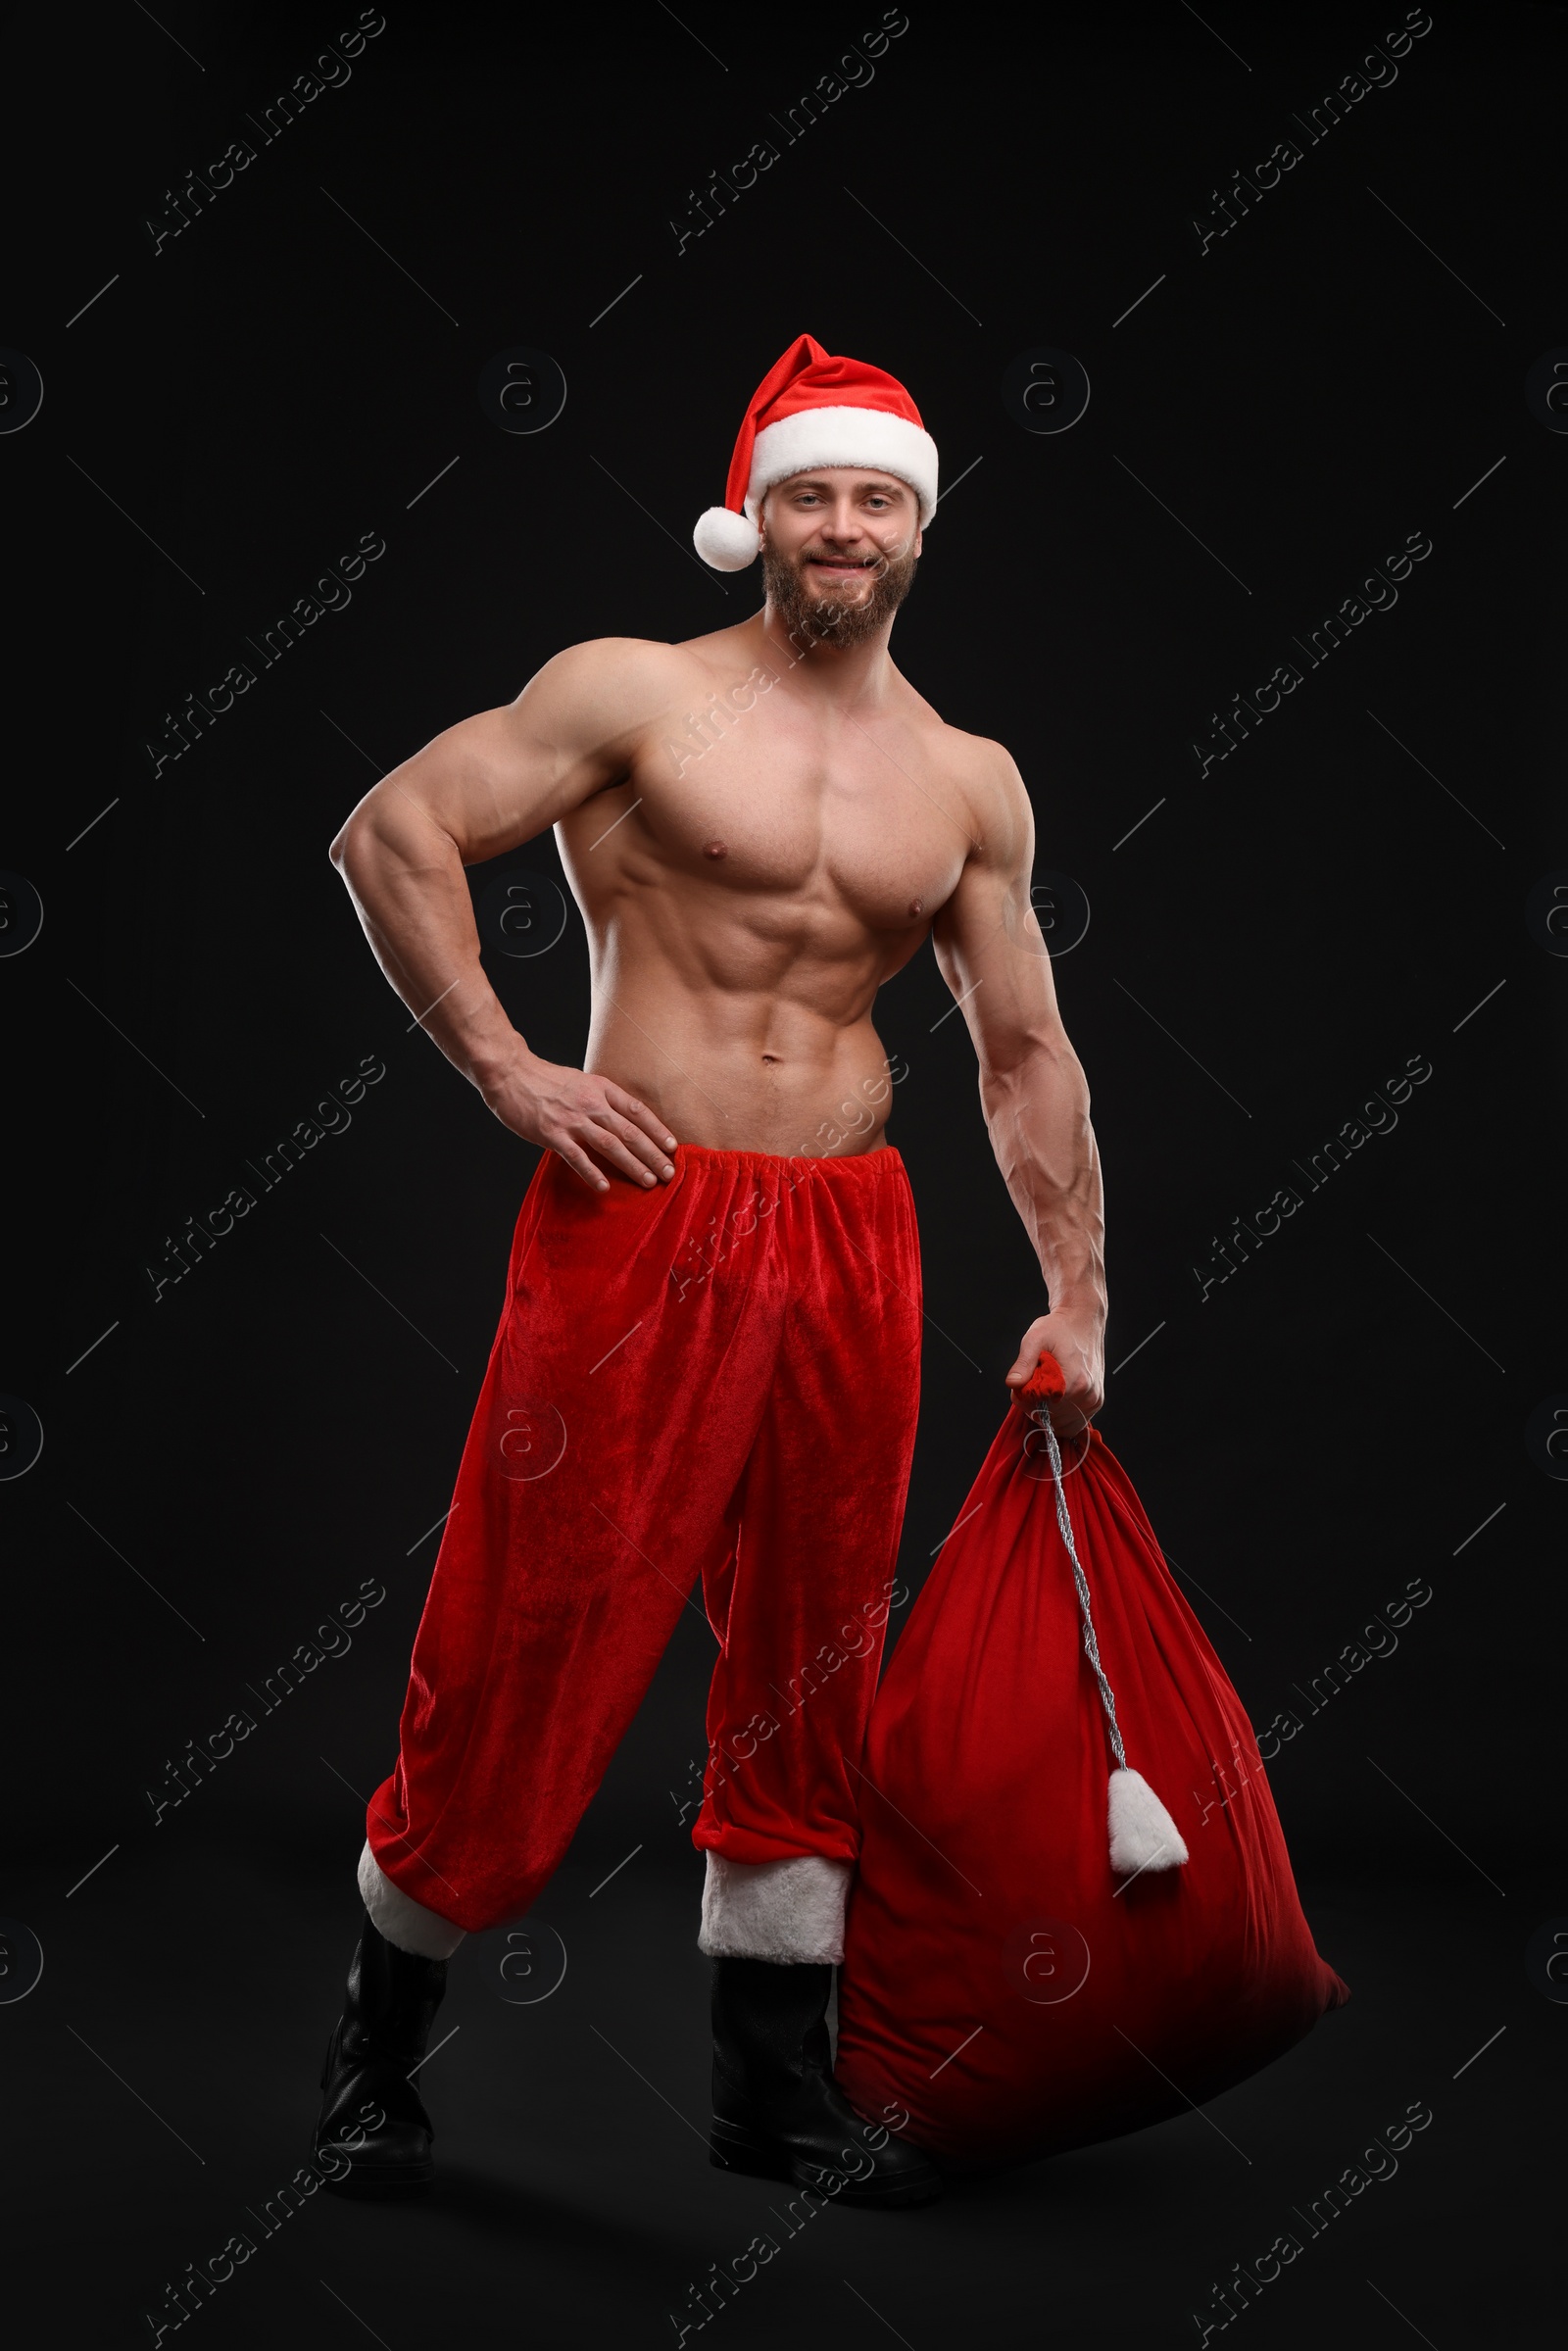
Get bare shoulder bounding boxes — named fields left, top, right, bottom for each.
left=518, top=632, right=701, bottom=720
left=922, top=710, right=1032, bottom=865
left=498, top=632, right=735, bottom=792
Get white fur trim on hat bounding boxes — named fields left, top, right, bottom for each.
left=693, top=505, right=763, bottom=570
left=746, top=406, right=939, bottom=522
left=698, top=1851, right=853, bottom=1964
left=357, top=1837, right=466, bottom=1960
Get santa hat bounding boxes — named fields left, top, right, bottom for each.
left=693, top=333, right=939, bottom=571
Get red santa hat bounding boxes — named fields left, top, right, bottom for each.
left=693, top=333, right=939, bottom=571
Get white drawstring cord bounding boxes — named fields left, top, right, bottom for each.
left=1028, top=1401, right=1190, bottom=1877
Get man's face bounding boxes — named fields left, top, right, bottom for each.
left=760, top=467, right=922, bottom=650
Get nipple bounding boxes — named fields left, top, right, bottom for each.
left=704, top=840, right=728, bottom=859
left=909, top=898, right=925, bottom=918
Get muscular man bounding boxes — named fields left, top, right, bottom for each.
left=313, top=336, right=1105, bottom=2204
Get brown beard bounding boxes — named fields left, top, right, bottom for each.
left=761, top=534, right=919, bottom=652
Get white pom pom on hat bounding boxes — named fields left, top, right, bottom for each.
left=693, top=505, right=763, bottom=571
left=691, top=332, right=939, bottom=571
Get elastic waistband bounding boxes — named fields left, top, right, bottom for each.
left=673, top=1142, right=906, bottom=1178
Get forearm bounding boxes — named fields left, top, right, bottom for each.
left=332, top=787, right=524, bottom=1096
left=980, top=1038, right=1106, bottom=1324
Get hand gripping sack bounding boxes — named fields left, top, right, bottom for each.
left=835, top=1359, right=1348, bottom=2170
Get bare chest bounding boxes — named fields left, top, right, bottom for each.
left=615, top=686, right=971, bottom=929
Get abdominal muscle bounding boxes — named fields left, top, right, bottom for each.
left=582, top=964, right=901, bottom=1159
left=562, top=797, right=933, bottom=1163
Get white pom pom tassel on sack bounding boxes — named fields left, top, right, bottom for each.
left=1107, top=1767, right=1190, bottom=1876
left=1029, top=1391, right=1190, bottom=1879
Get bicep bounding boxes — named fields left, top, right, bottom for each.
left=931, top=760, right=1065, bottom=1064
left=334, top=641, right=661, bottom=869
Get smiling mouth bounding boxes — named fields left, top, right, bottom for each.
left=807, top=554, right=877, bottom=571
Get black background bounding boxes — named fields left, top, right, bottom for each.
left=3, top=2, right=1560, bottom=2343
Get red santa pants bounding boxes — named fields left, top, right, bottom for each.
left=365, top=1142, right=923, bottom=1935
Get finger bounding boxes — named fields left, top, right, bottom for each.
left=583, top=1119, right=665, bottom=1186
left=594, top=1108, right=676, bottom=1179
left=551, top=1136, right=611, bottom=1193
left=604, top=1086, right=677, bottom=1152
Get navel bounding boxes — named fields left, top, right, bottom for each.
left=704, top=839, right=729, bottom=859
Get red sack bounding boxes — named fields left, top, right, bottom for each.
left=836, top=1367, right=1348, bottom=2171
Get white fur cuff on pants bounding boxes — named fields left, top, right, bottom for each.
left=357, top=1838, right=466, bottom=1961
left=698, top=1852, right=853, bottom=1965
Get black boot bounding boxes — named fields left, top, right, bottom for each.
left=313, top=1909, right=447, bottom=2193
left=709, top=1957, right=941, bottom=2207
